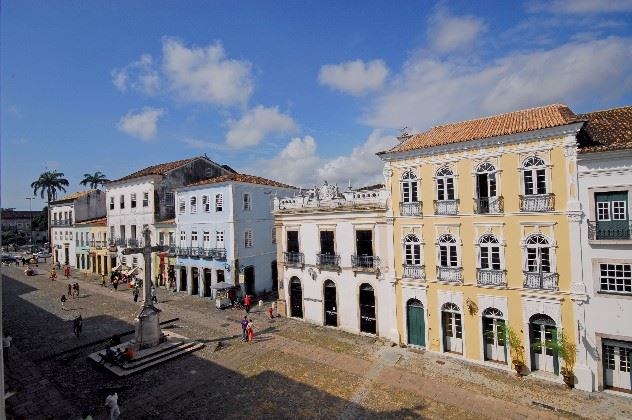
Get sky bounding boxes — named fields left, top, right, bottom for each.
left=2, top=0, right=631, bottom=210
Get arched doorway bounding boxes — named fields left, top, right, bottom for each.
left=482, top=308, right=506, bottom=363
left=290, top=277, right=303, bottom=318
left=407, top=299, right=425, bottom=346
left=179, top=267, right=188, bottom=292
left=529, top=314, right=558, bottom=374
left=359, top=284, right=376, bottom=334
left=191, top=267, right=199, bottom=296
left=203, top=268, right=212, bottom=297
left=323, top=280, right=337, bottom=326
left=244, top=266, right=255, bottom=295
left=442, top=303, right=463, bottom=354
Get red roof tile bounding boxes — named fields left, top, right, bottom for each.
left=184, top=174, right=296, bottom=189
left=577, top=106, right=632, bottom=153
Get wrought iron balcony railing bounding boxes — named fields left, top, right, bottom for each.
left=283, top=251, right=304, bottom=267
left=115, top=238, right=127, bottom=246
left=51, top=219, right=73, bottom=226
left=477, top=269, right=506, bottom=286
left=434, top=199, right=459, bottom=215
left=176, top=247, right=190, bottom=257
left=519, top=194, right=555, bottom=212
left=189, top=247, right=202, bottom=258
left=317, top=253, right=340, bottom=269
left=351, top=255, right=380, bottom=271
left=400, top=202, right=422, bottom=217
left=587, top=220, right=632, bottom=241
left=403, top=264, right=425, bottom=280
left=210, top=248, right=227, bottom=260
left=437, top=266, right=463, bottom=283
left=473, top=196, right=504, bottom=214
left=523, top=271, right=559, bottom=290
left=167, top=246, right=177, bottom=256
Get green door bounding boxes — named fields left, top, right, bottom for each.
left=407, top=300, right=425, bottom=346
left=595, top=192, right=629, bottom=239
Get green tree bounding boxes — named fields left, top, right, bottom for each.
left=30, top=170, right=70, bottom=245
left=80, top=171, right=110, bottom=189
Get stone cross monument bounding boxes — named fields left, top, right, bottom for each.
left=122, top=228, right=167, bottom=349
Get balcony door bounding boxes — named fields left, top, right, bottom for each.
left=320, top=230, right=335, bottom=255
left=529, top=314, right=558, bottom=374
left=356, top=230, right=373, bottom=256
left=323, top=280, right=337, bottom=327
left=359, top=283, right=376, bottom=334
left=482, top=308, right=506, bottom=363
left=476, top=162, right=497, bottom=213
left=595, top=192, right=629, bottom=239
left=442, top=303, right=462, bottom=354
left=287, top=231, right=299, bottom=253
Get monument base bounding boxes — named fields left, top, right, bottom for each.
left=135, top=304, right=163, bottom=349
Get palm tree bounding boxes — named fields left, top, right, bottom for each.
left=31, top=170, right=70, bottom=248
left=80, top=171, right=110, bottom=189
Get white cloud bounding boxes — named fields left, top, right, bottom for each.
left=428, top=8, right=487, bottom=53
left=162, top=37, right=253, bottom=106
left=366, top=37, right=632, bottom=129
left=250, top=136, right=320, bottom=187
left=318, top=60, right=389, bottom=95
left=117, top=107, right=165, bottom=140
left=225, top=105, right=297, bottom=149
left=111, top=54, right=160, bottom=95
left=529, top=0, right=632, bottom=14
left=180, top=137, right=228, bottom=151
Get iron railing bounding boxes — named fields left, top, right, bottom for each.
left=403, top=264, right=425, bottom=279
left=351, top=255, right=380, bottom=271
left=523, top=271, right=559, bottom=290
left=437, top=266, right=463, bottom=283
left=400, top=202, right=422, bottom=217
left=434, top=199, right=459, bottom=215
left=317, top=253, right=340, bottom=269
left=519, top=194, right=555, bottom=212
left=477, top=269, right=507, bottom=286
left=51, top=219, right=73, bottom=226
left=176, top=247, right=190, bottom=257
left=587, top=220, right=632, bottom=240
left=189, top=247, right=202, bottom=258
left=473, top=196, right=504, bottom=214
left=210, top=248, right=227, bottom=260
left=283, top=251, right=304, bottom=267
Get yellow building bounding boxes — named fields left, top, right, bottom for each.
left=74, top=217, right=109, bottom=275
left=378, top=104, right=587, bottom=382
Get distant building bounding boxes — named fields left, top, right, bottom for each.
left=74, top=217, right=108, bottom=274
left=0, top=208, right=47, bottom=245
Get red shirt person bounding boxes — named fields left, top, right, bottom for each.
left=244, top=294, right=252, bottom=313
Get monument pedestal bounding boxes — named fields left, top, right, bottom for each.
left=134, top=305, right=164, bottom=349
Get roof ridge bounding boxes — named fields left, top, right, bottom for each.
left=578, top=105, right=632, bottom=116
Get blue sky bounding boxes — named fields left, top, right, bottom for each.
left=2, top=0, right=631, bottom=210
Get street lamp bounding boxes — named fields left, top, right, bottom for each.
left=25, top=197, right=35, bottom=253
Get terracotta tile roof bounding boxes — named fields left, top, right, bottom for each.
left=380, top=104, right=582, bottom=154
left=184, top=173, right=296, bottom=189
left=155, top=218, right=175, bottom=225
left=52, top=189, right=99, bottom=204
left=111, top=158, right=198, bottom=182
left=577, top=106, right=632, bottom=153
left=75, top=216, right=107, bottom=226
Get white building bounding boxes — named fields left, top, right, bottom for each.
left=274, top=183, right=398, bottom=342
left=50, top=189, right=106, bottom=266
left=576, top=106, right=632, bottom=393
left=174, top=174, right=296, bottom=297
left=106, top=156, right=234, bottom=280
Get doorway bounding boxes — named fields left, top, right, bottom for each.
left=271, top=260, right=278, bottom=291
left=482, top=308, right=506, bottom=363
left=359, top=284, right=376, bottom=334
left=407, top=299, right=425, bottom=347
left=203, top=268, right=212, bottom=297
left=290, top=277, right=303, bottom=318
left=244, top=266, right=255, bottom=295
left=442, top=303, right=463, bottom=354
left=191, top=267, right=199, bottom=295
left=180, top=267, right=188, bottom=292
left=529, top=314, right=558, bottom=374
left=323, top=280, right=337, bottom=327
left=603, top=341, right=632, bottom=392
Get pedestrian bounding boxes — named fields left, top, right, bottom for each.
left=68, top=283, right=72, bottom=297
left=64, top=265, right=70, bottom=279
left=104, top=392, right=120, bottom=420
left=133, top=287, right=139, bottom=302
left=101, top=274, right=107, bottom=287
left=50, top=269, right=57, bottom=282
left=73, top=315, right=83, bottom=338
left=61, top=294, right=67, bottom=309
left=268, top=306, right=274, bottom=319
left=75, top=282, right=80, bottom=297
left=3, top=332, right=12, bottom=367
left=81, top=409, right=94, bottom=420
left=15, top=258, right=20, bottom=267
left=244, top=294, right=251, bottom=314
left=241, top=316, right=248, bottom=342
left=247, top=318, right=255, bottom=343
left=113, top=278, right=118, bottom=291
left=151, top=286, right=157, bottom=304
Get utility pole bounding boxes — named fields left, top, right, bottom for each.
left=25, top=197, right=35, bottom=253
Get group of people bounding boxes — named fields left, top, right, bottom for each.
left=241, top=316, right=255, bottom=343
left=67, top=282, right=80, bottom=297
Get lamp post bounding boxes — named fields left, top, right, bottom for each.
left=25, top=197, right=35, bottom=253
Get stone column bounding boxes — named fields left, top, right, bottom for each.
left=211, top=268, right=217, bottom=299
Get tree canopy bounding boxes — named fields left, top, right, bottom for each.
left=31, top=171, right=70, bottom=203
left=80, top=171, right=110, bottom=189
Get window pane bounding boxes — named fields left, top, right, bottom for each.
left=446, top=178, right=455, bottom=200
left=524, top=171, right=534, bottom=195
left=480, top=247, right=489, bottom=269
left=536, top=169, right=547, bottom=194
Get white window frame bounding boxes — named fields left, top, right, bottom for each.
left=178, top=198, right=186, bottom=215
left=202, top=195, right=210, bottom=212
left=475, top=162, right=498, bottom=199
left=143, top=192, right=149, bottom=207
left=403, top=233, right=422, bottom=265
left=437, top=233, right=459, bottom=267
left=597, top=201, right=611, bottom=221
left=599, top=263, right=632, bottom=294
left=216, top=230, right=225, bottom=247
left=523, top=234, right=555, bottom=273
left=401, top=170, right=419, bottom=204
left=109, top=197, right=115, bottom=210
left=435, top=166, right=456, bottom=201
left=613, top=201, right=627, bottom=220
left=203, top=231, right=210, bottom=246
left=180, top=231, right=186, bottom=246
left=190, top=196, right=197, bottom=214
left=521, top=156, right=549, bottom=196
left=191, top=231, right=198, bottom=246
left=244, top=229, right=253, bottom=248
left=478, top=234, right=503, bottom=270
left=130, top=193, right=137, bottom=208
left=120, top=195, right=125, bottom=209
left=243, top=192, right=252, bottom=211
left=215, top=193, right=223, bottom=212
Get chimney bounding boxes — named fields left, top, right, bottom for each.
left=397, top=127, right=412, bottom=143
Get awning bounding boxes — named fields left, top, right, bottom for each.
left=113, top=264, right=131, bottom=272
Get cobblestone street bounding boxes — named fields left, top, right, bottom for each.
left=3, top=264, right=632, bottom=419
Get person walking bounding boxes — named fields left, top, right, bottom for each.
left=73, top=315, right=83, bottom=338
left=60, top=294, right=67, bottom=309
left=104, top=392, right=120, bottom=420
left=113, top=278, right=118, bottom=291
left=101, top=273, right=107, bottom=287
left=241, top=316, right=248, bottom=342
left=247, top=318, right=255, bottom=343
left=50, top=269, right=57, bottom=282
left=3, top=332, right=12, bottom=367
left=75, top=282, right=80, bottom=297
left=244, top=294, right=251, bottom=314
left=133, top=287, right=139, bottom=303
left=64, top=265, right=70, bottom=279
left=67, top=283, right=72, bottom=297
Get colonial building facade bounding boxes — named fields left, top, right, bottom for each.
left=274, top=183, right=398, bottom=342
left=174, top=174, right=295, bottom=297
left=378, top=104, right=590, bottom=388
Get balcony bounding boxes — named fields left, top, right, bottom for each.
left=434, top=199, right=459, bottom=215
left=477, top=269, right=506, bottom=286
left=473, top=196, right=504, bottom=214
left=523, top=271, right=559, bottom=290
left=587, top=220, right=632, bottom=241
left=317, top=253, right=340, bottom=270
left=351, top=255, right=380, bottom=272
left=189, top=247, right=202, bottom=258
left=51, top=219, right=73, bottom=226
left=166, top=245, right=177, bottom=256
left=436, top=266, right=463, bottom=283
left=519, top=194, right=555, bottom=212
left=284, top=251, right=304, bottom=268
left=176, top=247, right=190, bottom=257
left=210, top=248, right=227, bottom=260
left=115, top=238, right=127, bottom=247
left=400, top=202, right=422, bottom=217
left=403, top=264, right=425, bottom=280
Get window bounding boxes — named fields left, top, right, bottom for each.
left=243, top=193, right=251, bottom=211
left=597, top=201, right=611, bottom=221
left=110, top=226, right=115, bottom=240
left=203, top=231, right=210, bottom=244
left=131, top=193, right=137, bottom=208
left=165, top=191, right=174, bottom=207
left=202, top=195, right=210, bottom=212
left=404, top=234, right=421, bottom=265
left=64, top=231, right=68, bottom=240
left=80, top=232, right=84, bottom=245
left=69, top=211, right=72, bottom=223
left=286, top=231, right=299, bottom=253
left=356, top=230, right=373, bottom=256
left=190, top=196, right=197, bottom=213
left=215, top=193, right=223, bottom=212
left=479, top=234, right=501, bottom=270
left=120, top=195, right=125, bottom=209
left=320, top=230, right=335, bottom=254
left=525, top=234, right=551, bottom=273
left=109, top=197, right=115, bottom=210
left=272, top=227, right=276, bottom=244
left=159, top=232, right=165, bottom=245
left=168, top=232, right=175, bottom=246
left=121, top=256, right=127, bottom=265
left=401, top=170, right=419, bottom=203
left=132, top=257, right=138, bottom=268
left=476, top=162, right=497, bottom=198
left=191, top=231, right=198, bottom=245
left=244, top=229, right=253, bottom=248
left=613, top=201, right=627, bottom=220
left=600, top=263, right=631, bottom=293
left=216, top=230, right=225, bottom=247
left=438, top=234, right=458, bottom=267
left=522, top=156, right=547, bottom=195
left=143, top=192, right=149, bottom=207
left=178, top=198, right=186, bottom=214
left=120, top=225, right=126, bottom=240
left=436, top=167, right=455, bottom=200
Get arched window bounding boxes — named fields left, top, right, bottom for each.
left=404, top=234, right=421, bottom=265
left=479, top=234, right=501, bottom=270
left=401, top=170, right=419, bottom=203
left=438, top=234, right=458, bottom=267
left=525, top=234, right=551, bottom=273
left=475, top=162, right=498, bottom=212
left=482, top=307, right=503, bottom=318
left=522, top=156, right=548, bottom=195
left=436, top=167, right=455, bottom=201
left=442, top=302, right=460, bottom=312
